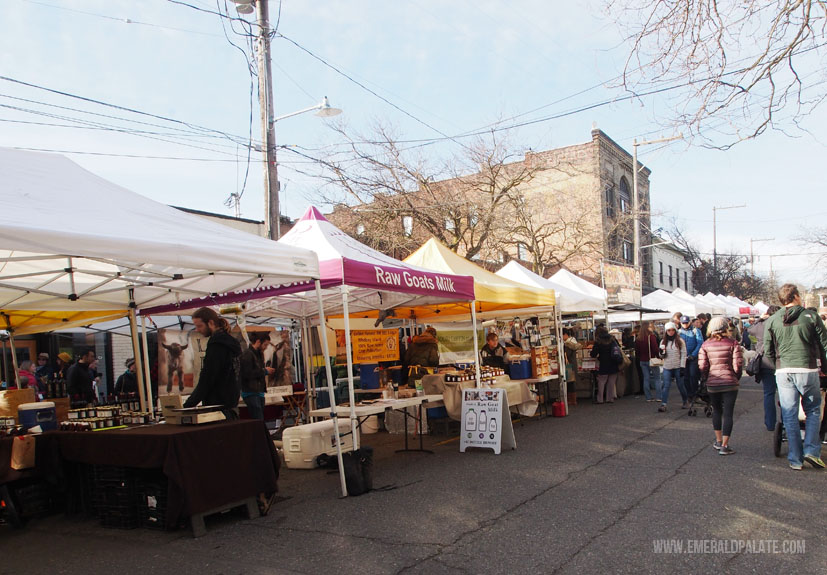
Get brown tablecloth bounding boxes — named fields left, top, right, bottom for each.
left=36, top=420, right=279, bottom=526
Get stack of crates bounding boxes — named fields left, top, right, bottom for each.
left=91, top=465, right=139, bottom=529
left=137, top=473, right=169, bottom=530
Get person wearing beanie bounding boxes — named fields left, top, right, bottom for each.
left=679, top=315, right=703, bottom=407
left=115, top=357, right=139, bottom=395
left=657, top=322, right=687, bottom=412
left=699, top=316, right=743, bottom=455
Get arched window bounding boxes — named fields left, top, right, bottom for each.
left=605, top=185, right=615, bottom=218
left=356, top=224, right=365, bottom=236
left=619, top=177, right=631, bottom=213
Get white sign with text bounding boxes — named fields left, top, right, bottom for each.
left=459, top=388, right=516, bottom=454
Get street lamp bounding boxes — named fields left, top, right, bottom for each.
left=749, top=237, right=774, bottom=275
left=232, top=0, right=342, bottom=240
left=632, top=134, right=682, bottom=281
left=712, top=204, right=746, bottom=278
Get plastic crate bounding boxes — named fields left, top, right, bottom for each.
left=138, top=477, right=169, bottom=530
left=94, top=482, right=139, bottom=529
left=92, top=465, right=133, bottom=484
left=11, top=480, right=53, bottom=518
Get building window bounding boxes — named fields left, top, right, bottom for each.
left=676, top=267, right=680, bottom=288
left=622, top=240, right=633, bottom=263
left=517, top=242, right=528, bottom=261
left=684, top=271, right=688, bottom=291
left=356, top=224, right=365, bottom=236
left=659, top=261, right=663, bottom=284
left=668, top=265, right=673, bottom=287
left=402, top=216, right=413, bottom=237
left=605, top=185, right=615, bottom=219
left=619, top=177, right=631, bottom=214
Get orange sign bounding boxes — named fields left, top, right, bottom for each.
left=351, top=329, right=400, bottom=363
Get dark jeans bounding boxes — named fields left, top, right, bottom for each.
left=242, top=394, right=264, bottom=420
left=760, top=370, right=777, bottom=431
left=684, top=358, right=699, bottom=399
left=709, top=389, right=738, bottom=436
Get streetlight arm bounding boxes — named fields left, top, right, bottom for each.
left=273, top=103, right=323, bottom=123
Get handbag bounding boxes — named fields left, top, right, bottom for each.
left=647, top=336, right=663, bottom=367
left=745, top=351, right=762, bottom=377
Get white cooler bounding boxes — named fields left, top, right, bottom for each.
left=282, top=419, right=356, bottom=469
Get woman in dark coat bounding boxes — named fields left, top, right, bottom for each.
left=590, top=326, right=620, bottom=404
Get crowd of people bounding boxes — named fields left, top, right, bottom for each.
left=600, top=283, right=827, bottom=468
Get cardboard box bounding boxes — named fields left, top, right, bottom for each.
left=164, top=410, right=226, bottom=425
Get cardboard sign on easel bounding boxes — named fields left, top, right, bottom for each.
left=459, top=388, right=516, bottom=454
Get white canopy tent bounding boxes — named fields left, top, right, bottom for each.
left=496, top=261, right=604, bottom=313
left=669, top=288, right=715, bottom=317
left=0, top=149, right=347, bottom=492
left=695, top=293, right=726, bottom=315
left=549, top=269, right=608, bottom=305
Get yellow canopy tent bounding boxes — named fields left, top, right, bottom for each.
left=2, top=310, right=126, bottom=336
left=403, top=238, right=555, bottom=314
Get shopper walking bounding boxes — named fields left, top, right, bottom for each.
left=635, top=321, right=660, bottom=402
left=590, top=326, right=621, bottom=404
left=747, top=305, right=780, bottom=431
left=699, top=316, right=743, bottom=455
left=658, top=322, right=686, bottom=412
left=679, top=315, right=703, bottom=405
left=765, top=284, right=827, bottom=470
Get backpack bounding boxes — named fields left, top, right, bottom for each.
left=342, top=446, right=374, bottom=496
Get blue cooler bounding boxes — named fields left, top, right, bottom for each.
left=18, top=402, right=57, bottom=432
left=359, top=363, right=380, bottom=389
left=509, top=359, right=531, bottom=379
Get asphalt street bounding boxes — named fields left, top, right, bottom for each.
left=2, top=382, right=825, bottom=574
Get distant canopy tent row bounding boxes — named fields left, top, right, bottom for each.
left=495, top=261, right=604, bottom=314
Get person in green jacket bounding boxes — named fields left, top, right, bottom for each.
left=765, top=284, right=827, bottom=470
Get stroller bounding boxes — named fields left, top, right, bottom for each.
left=686, top=378, right=713, bottom=418
left=772, top=389, right=826, bottom=457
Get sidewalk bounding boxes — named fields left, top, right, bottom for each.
left=2, top=383, right=825, bottom=574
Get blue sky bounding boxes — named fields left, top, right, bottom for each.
left=1, top=0, right=824, bottom=287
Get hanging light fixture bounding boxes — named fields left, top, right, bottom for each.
left=231, top=0, right=255, bottom=15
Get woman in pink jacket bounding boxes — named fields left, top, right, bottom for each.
left=699, top=316, right=744, bottom=456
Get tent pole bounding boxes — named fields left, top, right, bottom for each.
left=555, top=304, right=568, bottom=416
left=7, top=330, right=20, bottom=388
left=127, top=307, right=148, bottom=413
left=315, top=280, right=347, bottom=497
left=470, top=302, right=481, bottom=386
left=340, top=286, right=359, bottom=451
left=140, top=315, right=155, bottom=420
left=302, top=318, right=314, bottom=412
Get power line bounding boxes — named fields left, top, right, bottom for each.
left=10, top=146, right=242, bottom=161
left=0, top=75, right=253, bottom=146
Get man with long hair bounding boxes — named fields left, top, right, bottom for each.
left=765, top=284, right=827, bottom=470
left=183, top=307, right=242, bottom=420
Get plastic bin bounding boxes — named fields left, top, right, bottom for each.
left=359, top=364, right=379, bottom=389
left=18, top=402, right=57, bottom=432
left=282, top=419, right=355, bottom=469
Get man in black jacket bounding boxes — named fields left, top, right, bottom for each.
left=66, top=348, right=96, bottom=405
left=184, top=307, right=242, bottom=420
left=240, top=332, right=275, bottom=420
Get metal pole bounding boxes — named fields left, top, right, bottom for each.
left=301, top=319, right=314, bottom=412
left=127, top=308, right=148, bottom=413
left=340, top=287, right=359, bottom=451
left=470, top=302, right=482, bottom=387
left=632, top=140, right=639, bottom=270
left=749, top=238, right=775, bottom=275
left=140, top=315, right=155, bottom=419
left=7, top=331, right=20, bottom=388
left=314, top=280, right=347, bottom=497
left=713, top=207, right=717, bottom=280
left=256, top=0, right=280, bottom=240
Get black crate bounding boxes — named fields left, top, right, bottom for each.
left=92, top=464, right=133, bottom=484
left=94, top=483, right=138, bottom=530
left=138, top=477, right=169, bottom=530
left=11, top=480, right=53, bottom=518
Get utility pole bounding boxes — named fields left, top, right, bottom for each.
left=749, top=237, right=774, bottom=275
left=256, top=0, right=280, bottom=240
left=712, top=204, right=746, bottom=282
left=632, top=134, right=682, bottom=289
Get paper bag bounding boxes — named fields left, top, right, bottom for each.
left=11, top=435, right=36, bottom=470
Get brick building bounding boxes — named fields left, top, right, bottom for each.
left=330, top=129, right=655, bottom=289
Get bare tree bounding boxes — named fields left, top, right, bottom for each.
left=608, top=0, right=827, bottom=148
left=796, top=225, right=827, bottom=279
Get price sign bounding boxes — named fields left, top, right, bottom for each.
left=459, top=388, right=516, bottom=455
